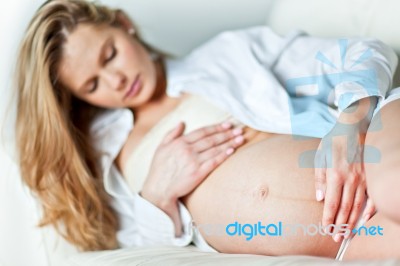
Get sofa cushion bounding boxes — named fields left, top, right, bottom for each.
left=65, top=245, right=400, bottom=266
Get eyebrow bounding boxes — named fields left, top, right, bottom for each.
left=78, top=37, right=111, bottom=92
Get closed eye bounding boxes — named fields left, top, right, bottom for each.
left=106, top=45, right=117, bottom=63
left=88, top=78, right=98, bottom=93
left=88, top=46, right=116, bottom=94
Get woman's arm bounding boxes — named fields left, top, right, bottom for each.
left=140, top=189, right=182, bottom=236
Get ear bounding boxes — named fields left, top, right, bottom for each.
left=115, top=10, right=135, bottom=34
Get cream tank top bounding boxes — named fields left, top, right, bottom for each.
left=122, top=94, right=243, bottom=193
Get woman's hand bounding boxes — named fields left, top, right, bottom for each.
left=314, top=97, right=378, bottom=242
left=141, top=121, right=245, bottom=235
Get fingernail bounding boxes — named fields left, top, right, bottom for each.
left=316, top=190, right=324, bottom=201
left=234, top=135, right=244, bottom=144
left=221, top=122, right=232, bottom=129
left=232, top=128, right=243, bottom=136
left=334, top=234, right=341, bottom=242
left=226, top=147, right=234, bottom=155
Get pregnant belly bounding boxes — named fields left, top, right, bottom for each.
left=181, top=130, right=341, bottom=257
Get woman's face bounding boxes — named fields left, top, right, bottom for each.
left=58, top=23, right=157, bottom=109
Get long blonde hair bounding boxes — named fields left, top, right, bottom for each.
left=15, top=0, right=146, bottom=251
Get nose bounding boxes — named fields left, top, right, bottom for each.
left=101, top=69, right=126, bottom=91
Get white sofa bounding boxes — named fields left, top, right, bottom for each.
left=1, top=0, right=400, bottom=265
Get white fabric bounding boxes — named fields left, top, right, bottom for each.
left=66, top=245, right=400, bottom=266
left=166, top=26, right=397, bottom=137
left=90, top=26, right=398, bottom=252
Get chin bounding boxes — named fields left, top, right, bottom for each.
left=142, top=83, right=158, bottom=101
left=127, top=89, right=153, bottom=109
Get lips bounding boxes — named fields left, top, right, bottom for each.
left=124, top=75, right=141, bottom=99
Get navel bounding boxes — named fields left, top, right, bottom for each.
left=252, top=184, right=269, bottom=201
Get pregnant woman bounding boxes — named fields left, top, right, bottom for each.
left=15, top=0, right=400, bottom=260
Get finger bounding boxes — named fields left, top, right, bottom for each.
left=161, top=121, right=185, bottom=144
left=361, top=197, right=376, bottom=222
left=344, top=186, right=366, bottom=239
left=314, top=150, right=326, bottom=202
left=183, top=122, right=237, bottom=143
left=333, top=181, right=357, bottom=241
left=315, top=168, right=326, bottom=201
left=192, top=129, right=244, bottom=153
left=322, top=170, right=343, bottom=232
left=195, top=146, right=236, bottom=181
left=197, top=135, right=245, bottom=163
